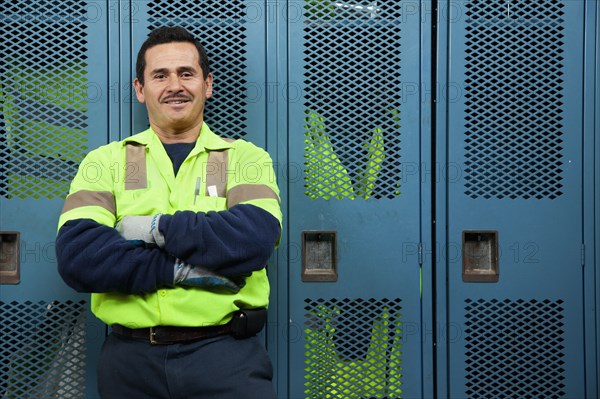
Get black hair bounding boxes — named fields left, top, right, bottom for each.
left=135, top=26, right=211, bottom=85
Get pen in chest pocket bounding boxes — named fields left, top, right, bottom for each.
left=193, top=176, right=220, bottom=204
left=193, top=177, right=200, bottom=205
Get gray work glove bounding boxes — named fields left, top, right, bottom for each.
left=116, top=214, right=165, bottom=248
left=173, top=259, right=243, bottom=293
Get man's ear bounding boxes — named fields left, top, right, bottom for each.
left=205, top=73, right=214, bottom=99
left=133, top=78, right=145, bottom=103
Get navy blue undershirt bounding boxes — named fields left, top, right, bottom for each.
left=162, top=142, right=196, bottom=176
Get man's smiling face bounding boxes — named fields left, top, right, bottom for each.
left=134, top=41, right=213, bottom=137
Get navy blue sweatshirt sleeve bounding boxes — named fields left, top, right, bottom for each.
left=56, top=219, right=175, bottom=294
left=158, top=204, right=280, bottom=277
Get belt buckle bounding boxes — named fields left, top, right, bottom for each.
left=149, top=327, right=158, bottom=344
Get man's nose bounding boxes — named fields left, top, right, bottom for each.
left=166, top=74, right=183, bottom=91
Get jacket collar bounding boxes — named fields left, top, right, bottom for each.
left=123, top=123, right=234, bottom=153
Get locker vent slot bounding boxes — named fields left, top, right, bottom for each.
left=0, top=300, right=88, bottom=398
left=147, top=0, right=248, bottom=140
left=1, top=0, right=89, bottom=199
left=462, top=0, right=565, bottom=200
left=464, top=298, right=566, bottom=398
left=302, top=3, right=403, bottom=200
left=303, top=298, right=403, bottom=398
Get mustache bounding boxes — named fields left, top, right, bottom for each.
left=161, top=95, right=191, bottom=103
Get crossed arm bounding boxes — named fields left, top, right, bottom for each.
left=56, top=204, right=280, bottom=294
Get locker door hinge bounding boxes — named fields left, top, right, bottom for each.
left=581, top=243, right=585, bottom=266
left=418, top=242, right=423, bottom=265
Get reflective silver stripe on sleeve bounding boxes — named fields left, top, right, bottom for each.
left=205, top=150, right=228, bottom=197
left=61, top=190, right=116, bottom=215
left=125, top=143, right=147, bottom=190
left=205, top=139, right=234, bottom=198
left=227, top=184, right=280, bottom=208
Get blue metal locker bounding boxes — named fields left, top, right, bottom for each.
left=437, top=0, right=597, bottom=397
left=285, top=2, right=425, bottom=397
left=0, top=1, right=113, bottom=397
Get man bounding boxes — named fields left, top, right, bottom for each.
left=55, top=26, right=281, bottom=398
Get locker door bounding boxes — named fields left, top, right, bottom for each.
left=0, top=1, right=110, bottom=397
left=444, top=0, right=586, bottom=397
left=287, top=2, right=424, bottom=397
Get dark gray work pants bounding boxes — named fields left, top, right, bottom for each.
left=97, top=332, right=276, bottom=399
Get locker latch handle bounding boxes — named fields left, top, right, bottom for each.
left=0, top=231, right=20, bottom=285
left=462, top=230, right=499, bottom=283
left=302, top=231, right=337, bottom=282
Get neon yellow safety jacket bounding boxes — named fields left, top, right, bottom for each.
left=57, top=123, right=282, bottom=327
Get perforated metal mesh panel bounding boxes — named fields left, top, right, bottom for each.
left=464, top=298, right=566, bottom=398
left=302, top=3, right=402, bottom=200
left=146, top=0, right=248, bottom=139
left=463, top=0, right=565, bottom=199
left=1, top=0, right=89, bottom=199
left=303, top=298, right=403, bottom=398
left=0, top=300, right=88, bottom=398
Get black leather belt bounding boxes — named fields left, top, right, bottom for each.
left=112, top=323, right=231, bottom=345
